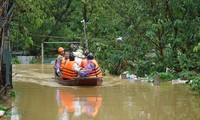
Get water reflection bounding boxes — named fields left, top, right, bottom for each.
left=56, top=88, right=102, bottom=120
left=10, top=98, right=20, bottom=120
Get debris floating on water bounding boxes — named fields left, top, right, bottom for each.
left=0, top=110, right=5, bottom=117
left=172, top=79, right=188, bottom=84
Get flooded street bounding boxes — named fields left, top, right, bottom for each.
left=6, top=64, right=200, bottom=120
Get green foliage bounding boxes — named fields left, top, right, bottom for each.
left=11, top=0, right=83, bottom=55
left=90, top=40, right=134, bottom=75
left=10, top=0, right=200, bottom=92
left=30, top=57, right=37, bottom=64
left=12, top=57, right=20, bottom=64
left=193, top=43, right=200, bottom=52
left=159, top=72, right=175, bottom=81
left=148, top=72, right=175, bottom=82
left=9, top=90, right=17, bottom=97
left=147, top=71, right=157, bottom=82
left=0, top=105, right=7, bottom=111
left=136, top=60, right=152, bottom=77
left=189, top=75, right=200, bottom=93
left=0, top=105, right=12, bottom=116
left=177, top=71, right=198, bottom=80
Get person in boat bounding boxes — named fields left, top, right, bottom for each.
left=60, top=51, right=70, bottom=71
left=80, top=49, right=90, bottom=69
left=79, top=53, right=102, bottom=78
left=62, top=53, right=80, bottom=80
left=55, top=47, right=65, bottom=76
left=73, top=47, right=84, bottom=66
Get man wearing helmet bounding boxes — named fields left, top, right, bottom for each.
left=55, top=47, right=65, bottom=76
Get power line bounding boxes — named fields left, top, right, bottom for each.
left=29, top=33, right=71, bottom=39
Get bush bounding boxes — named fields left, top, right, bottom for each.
left=148, top=72, right=175, bottom=82
left=0, top=105, right=7, bottom=111
left=12, top=57, right=20, bottom=64
left=9, top=90, right=16, bottom=97
left=159, top=72, right=175, bottom=81
left=189, top=75, right=200, bottom=93
left=177, top=71, right=197, bottom=80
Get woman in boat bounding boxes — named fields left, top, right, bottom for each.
left=80, top=49, right=90, bottom=69
left=61, top=53, right=80, bottom=80
left=55, top=47, right=65, bottom=76
left=79, top=53, right=102, bottom=78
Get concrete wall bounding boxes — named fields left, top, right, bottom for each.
left=17, top=56, right=34, bottom=64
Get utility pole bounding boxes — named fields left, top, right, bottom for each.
left=82, top=0, right=88, bottom=49
left=81, top=20, right=88, bottom=49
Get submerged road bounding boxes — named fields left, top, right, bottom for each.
left=5, top=64, right=200, bottom=120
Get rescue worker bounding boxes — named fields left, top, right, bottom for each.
left=62, top=53, right=80, bottom=80
left=55, top=47, right=65, bottom=76
left=60, top=51, right=70, bottom=71
left=79, top=53, right=102, bottom=78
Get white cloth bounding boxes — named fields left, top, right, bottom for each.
left=73, top=50, right=84, bottom=65
left=73, top=63, right=80, bottom=72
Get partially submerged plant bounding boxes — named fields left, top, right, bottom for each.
left=189, top=75, right=200, bottom=94
left=0, top=105, right=13, bottom=117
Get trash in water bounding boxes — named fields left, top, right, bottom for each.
left=119, top=71, right=137, bottom=79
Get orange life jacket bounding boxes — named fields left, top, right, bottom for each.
left=62, top=61, right=78, bottom=80
left=80, top=58, right=87, bottom=69
left=86, top=59, right=102, bottom=77
left=60, top=58, right=69, bottom=70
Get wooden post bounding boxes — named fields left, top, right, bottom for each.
left=41, top=43, right=44, bottom=64
left=153, top=73, right=160, bottom=86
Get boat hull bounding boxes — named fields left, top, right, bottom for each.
left=55, top=77, right=103, bottom=86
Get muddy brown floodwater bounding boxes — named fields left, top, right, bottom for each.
left=4, top=64, right=200, bottom=120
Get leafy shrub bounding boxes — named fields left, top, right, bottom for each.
left=0, top=105, right=7, bottom=111
left=147, top=71, right=157, bottom=82
left=0, top=105, right=12, bottom=116
left=159, top=72, right=175, bottom=81
left=12, top=57, right=20, bottom=64
left=177, top=71, right=197, bottom=80
left=189, top=75, right=200, bottom=93
left=136, top=60, right=152, bottom=77
left=148, top=72, right=175, bottom=82
left=9, top=90, right=17, bottom=97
